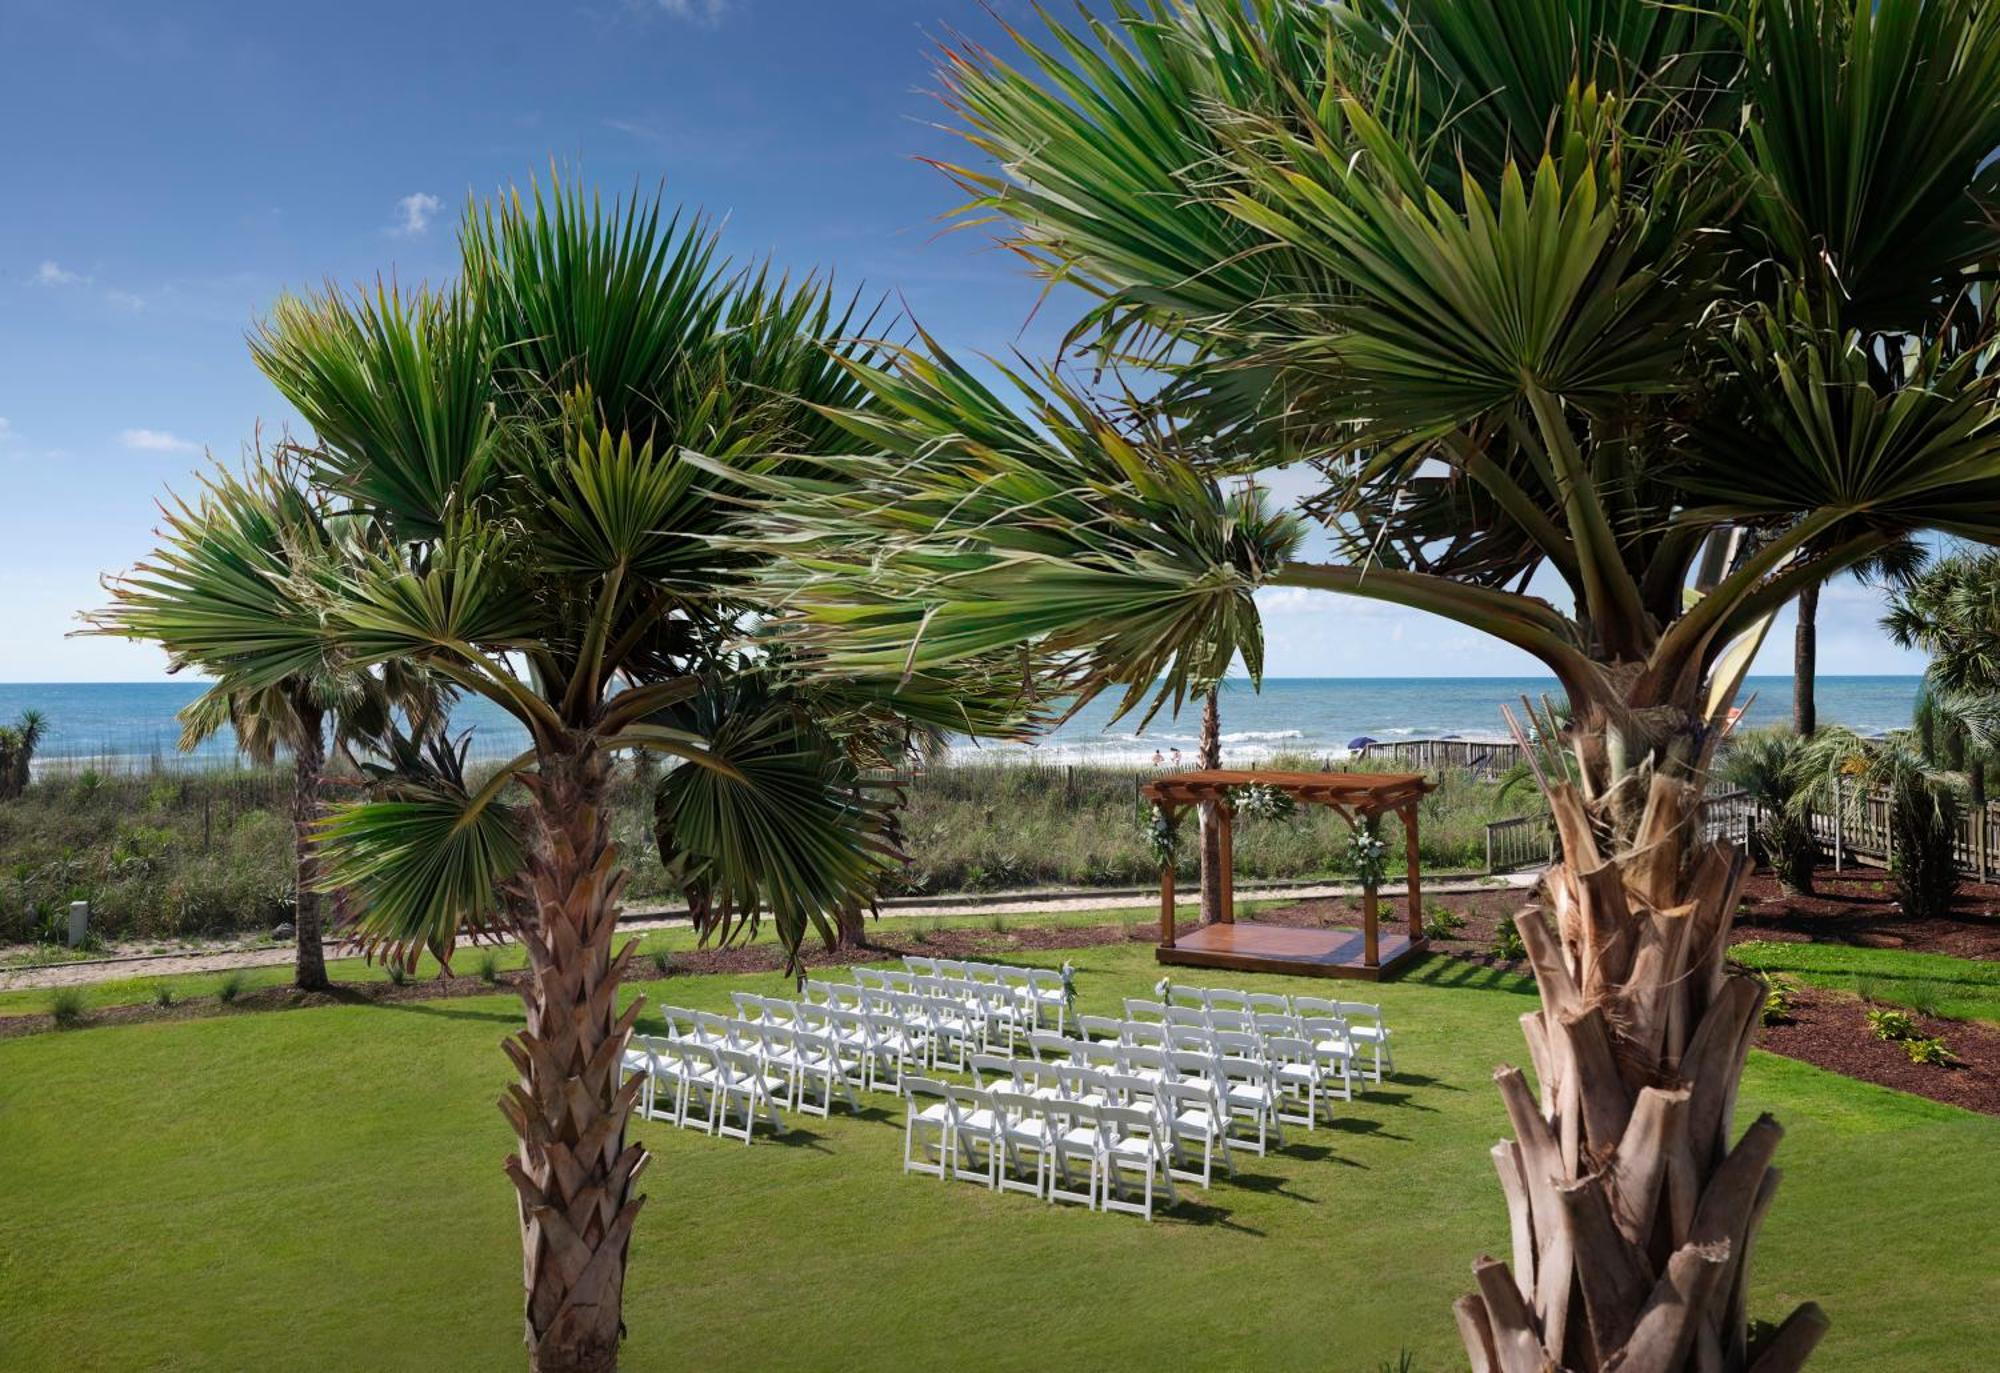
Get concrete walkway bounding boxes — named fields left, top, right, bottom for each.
left=0, top=872, right=1539, bottom=991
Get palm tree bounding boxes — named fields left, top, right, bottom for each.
left=1196, top=686, right=1224, bottom=923
left=736, top=3, right=2000, bottom=1366
left=1793, top=727, right=1964, bottom=921
left=1885, top=548, right=2000, bottom=803
left=90, top=457, right=437, bottom=991
left=0, top=710, right=47, bottom=800
left=96, top=182, right=1007, bottom=1373
left=1716, top=728, right=1817, bottom=895
left=1793, top=536, right=1925, bottom=735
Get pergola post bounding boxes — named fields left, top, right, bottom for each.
left=1159, top=805, right=1177, bottom=949
left=1217, top=799, right=1236, bottom=923
left=1362, top=879, right=1380, bottom=967
left=1402, top=802, right=1423, bottom=939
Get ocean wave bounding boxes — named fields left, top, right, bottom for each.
left=1218, top=729, right=1304, bottom=743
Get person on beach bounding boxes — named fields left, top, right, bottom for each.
left=1151, top=749, right=1164, bottom=768
left=1170, top=748, right=1183, bottom=769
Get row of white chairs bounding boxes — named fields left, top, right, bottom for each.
left=898, top=956, right=1069, bottom=1031
left=802, top=980, right=1028, bottom=1060
left=967, top=1050, right=1271, bottom=1170
left=849, top=966, right=1067, bottom=1037
left=1137, top=990, right=1396, bottom=1079
left=1021, top=1028, right=1339, bottom=1140
left=903, top=1075, right=1187, bottom=1219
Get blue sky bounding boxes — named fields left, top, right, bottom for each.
left=0, top=0, right=1924, bottom=682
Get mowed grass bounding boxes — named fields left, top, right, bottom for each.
left=2, top=945, right=1995, bottom=1372
left=1732, top=940, right=2000, bottom=1025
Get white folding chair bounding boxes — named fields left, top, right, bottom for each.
left=947, top=1085, right=1005, bottom=1189
left=1300, top=1016, right=1358, bottom=1101
left=1208, top=1009, right=1253, bottom=1034
left=1244, top=991, right=1293, bottom=1018
left=1167, top=985, right=1209, bottom=1010
left=863, top=1011, right=921, bottom=1094
left=1078, top=1014, right=1125, bottom=1043
left=1100, top=1104, right=1179, bottom=1221
left=1165, top=1005, right=1211, bottom=1029
left=1047, top=1100, right=1103, bottom=1209
left=1122, top=997, right=1168, bottom=1023
left=1024, top=968, right=1068, bottom=1033
left=1333, top=1000, right=1394, bottom=1080
left=992, top=1089, right=1057, bottom=1199
left=676, top=1041, right=724, bottom=1134
left=715, top=1046, right=787, bottom=1144
left=794, top=1028, right=863, bottom=1117
left=1159, top=1078, right=1234, bottom=1187
left=1217, top=1054, right=1285, bottom=1156
left=901, top=1078, right=954, bottom=1179
left=903, top=955, right=939, bottom=976
left=1029, top=1031, right=1081, bottom=1064
left=1205, top=988, right=1250, bottom=1014
left=1267, top=1035, right=1328, bottom=1129
left=921, top=995, right=976, bottom=1073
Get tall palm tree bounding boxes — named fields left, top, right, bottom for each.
left=91, top=458, right=439, bottom=990
left=1884, top=547, right=2000, bottom=803
left=1196, top=686, right=1224, bottom=924
left=734, top=3, right=2000, bottom=1366
left=96, top=182, right=1017, bottom=1373
left=1792, top=536, right=1925, bottom=735
left=1792, top=726, right=1964, bottom=921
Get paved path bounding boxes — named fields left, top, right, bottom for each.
left=0, top=872, right=1539, bottom=991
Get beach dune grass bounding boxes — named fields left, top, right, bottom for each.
left=0, top=944, right=1992, bottom=1370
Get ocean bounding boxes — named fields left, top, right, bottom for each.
left=0, top=675, right=1924, bottom=772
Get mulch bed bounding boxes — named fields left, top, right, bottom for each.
left=1260, top=873, right=2000, bottom=1115
left=1731, top=870, right=2000, bottom=960
left=0, top=917, right=1159, bottom=1040
left=1755, top=987, right=2000, bottom=1115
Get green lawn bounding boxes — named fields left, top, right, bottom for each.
left=2, top=944, right=1994, bottom=1371
left=1733, top=940, right=2000, bottom=1025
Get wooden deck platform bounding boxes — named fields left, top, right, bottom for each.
left=1156, top=920, right=1428, bottom=981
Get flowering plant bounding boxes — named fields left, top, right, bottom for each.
left=1349, top=823, right=1389, bottom=892
left=1060, top=961, right=1078, bottom=1019
left=1142, top=803, right=1179, bottom=865
left=1234, top=782, right=1297, bottom=823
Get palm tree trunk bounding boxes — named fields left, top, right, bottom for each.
left=833, top=904, right=867, bottom=950
left=1197, top=689, right=1224, bottom=925
left=1792, top=582, right=1819, bottom=737
left=1457, top=689, right=1826, bottom=1372
left=504, top=742, right=647, bottom=1373
left=291, top=704, right=330, bottom=992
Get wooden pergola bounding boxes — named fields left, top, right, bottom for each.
left=1140, top=768, right=1436, bottom=981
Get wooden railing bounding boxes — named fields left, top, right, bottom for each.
left=1483, top=781, right=2000, bottom=880
left=1362, top=737, right=1522, bottom=771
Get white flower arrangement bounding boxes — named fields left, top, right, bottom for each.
left=1350, top=825, right=1389, bottom=892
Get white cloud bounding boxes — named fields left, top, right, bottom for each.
left=394, top=192, right=443, bottom=236
left=32, top=260, right=86, bottom=287
left=657, top=0, right=728, bottom=22
left=119, top=428, right=197, bottom=453
left=102, top=287, right=147, bottom=311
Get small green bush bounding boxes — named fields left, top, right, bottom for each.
left=476, top=951, right=502, bottom=986
left=1491, top=915, right=1525, bottom=961
left=216, top=970, right=246, bottom=1004
left=647, top=948, right=671, bottom=977
left=385, top=963, right=410, bottom=988
left=1904, top=1036, right=1958, bottom=1067
left=1423, top=904, right=1467, bottom=940
left=49, top=986, right=86, bottom=1028
left=1761, top=976, right=1798, bottom=1026
left=151, top=981, right=176, bottom=1008
left=1866, top=1008, right=1919, bottom=1042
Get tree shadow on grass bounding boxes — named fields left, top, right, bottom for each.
left=1386, top=1072, right=1461, bottom=1092
left=1157, top=1198, right=1264, bottom=1236
left=357, top=996, right=524, bottom=1029
left=1277, top=1141, right=1365, bottom=1168
left=1324, top=1117, right=1411, bottom=1143
left=1225, top=1169, right=1323, bottom=1204
left=1359, top=1089, right=1437, bottom=1115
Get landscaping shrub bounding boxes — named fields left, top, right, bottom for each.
left=1423, top=904, right=1466, bottom=940
left=476, top=952, right=502, bottom=987
left=1867, top=1008, right=1919, bottom=1042
left=151, top=982, right=176, bottom=1008
left=647, top=948, right=671, bottom=977
left=1904, top=1036, right=1958, bottom=1067
left=1490, top=915, right=1525, bottom=961
left=1761, top=976, right=1798, bottom=1026
left=216, top=971, right=245, bottom=1004
left=48, top=986, right=86, bottom=1028
left=1889, top=787, right=1960, bottom=923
